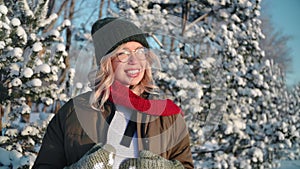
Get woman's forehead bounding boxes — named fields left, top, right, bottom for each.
left=118, top=41, right=144, bottom=50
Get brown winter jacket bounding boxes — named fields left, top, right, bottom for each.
left=33, top=92, right=194, bottom=169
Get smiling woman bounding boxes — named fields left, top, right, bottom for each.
left=111, top=42, right=148, bottom=89
left=33, top=17, right=194, bottom=169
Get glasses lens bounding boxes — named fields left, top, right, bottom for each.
left=116, top=51, right=130, bottom=62
left=135, top=48, right=148, bottom=60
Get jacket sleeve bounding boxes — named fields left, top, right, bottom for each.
left=32, top=101, right=71, bottom=169
left=170, top=115, right=194, bottom=169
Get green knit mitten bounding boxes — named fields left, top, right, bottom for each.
left=119, top=150, right=184, bottom=169
left=64, top=144, right=116, bottom=169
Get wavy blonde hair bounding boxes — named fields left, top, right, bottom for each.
left=89, top=45, right=161, bottom=111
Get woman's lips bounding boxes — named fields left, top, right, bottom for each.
left=125, top=69, right=140, bottom=78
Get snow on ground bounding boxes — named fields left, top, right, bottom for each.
left=278, top=160, right=300, bottom=169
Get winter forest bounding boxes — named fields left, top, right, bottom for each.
left=0, top=0, right=299, bottom=168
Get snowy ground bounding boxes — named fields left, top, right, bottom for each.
left=278, top=160, right=300, bottom=169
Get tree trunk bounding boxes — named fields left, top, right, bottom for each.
left=107, top=0, right=111, bottom=15
left=47, top=0, right=56, bottom=17
left=99, top=0, right=105, bottom=19
left=65, top=0, right=75, bottom=52
left=24, top=96, right=32, bottom=123
left=54, top=101, right=62, bottom=114
left=170, top=37, right=175, bottom=51
left=58, top=0, right=74, bottom=84
left=180, top=0, right=190, bottom=57
left=181, top=0, right=189, bottom=35
left=20, top=113, right=30, bottom=123
left=0, top=104, right=3, bottom=135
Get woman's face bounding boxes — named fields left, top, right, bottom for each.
left=111, top=41, right=148, bottom=87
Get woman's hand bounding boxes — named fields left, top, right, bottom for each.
left=64, top=144, right=115, bottom=169
left=119, top=150, right=184, bottom=169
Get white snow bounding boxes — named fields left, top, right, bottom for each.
left=0, top=136, right=10, bottom=144
left=21, top=126, right=39, bottom=136
left=27, top=78, right=42, bottom=87
left=200, top=57, right=216, bottom=68
left=11, top=18, right=21, bottom=27
left=231, top=14, right=241, bottom=23
left=30, top=33, right=37, bottom=41
left=0, top=148, right=33, bottom=169
left=16, top=26, right=27, bottom=42
left=41, top=97, right=54, bottom=106
left=0, top=5, right=8, bottom=15
left=51, top=65, right=59, bottom=74
left=5, top=129, right=19, bottom=137
left=75, top=82, right=83, bottom=89
left=252, top=148, right=264, bottom=163
left=20, top=103, right=31, bottom=114
left=62, top=19, right=71, bottom=27
left=34, top=58, right=43, bottom=66
left=10, top=63, right=20, bottom=76
left=32, top=42, right=43, bottom=52
left=39, top=13, right=58, bottom=27
left=22, top=0, right=34, bottom=17
left=11, top=47, right=23, bottom=59
left=0, top=41, right=5, bottom=49
left=48, top=30, right=60, bottom=38
left=56, top=43, right=66, bottom=52
left=219, top=9, right=229, bottom=18
left=59, top=93, right=69, bottom=102
left=35, top=63, right=51, bottom=74
left=11, top=78, right=22, bottom=87
left=23, top=67, right=34, bottom=78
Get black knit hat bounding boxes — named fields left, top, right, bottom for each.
left=91, top=17, right=149, bottom=65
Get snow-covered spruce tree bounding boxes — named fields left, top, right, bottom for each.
left=283, top=83, right=300, bottom=160
left=0, top=1, right=72, bottom=167
left=112, top=0, right=297, bottom=168
left=185, top=0, right=297, bottom=168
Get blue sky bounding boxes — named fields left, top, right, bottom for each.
left=262, top=0, right=300, bottom=86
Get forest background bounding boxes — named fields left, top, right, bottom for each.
left=0, top=0, right=300, bottom=168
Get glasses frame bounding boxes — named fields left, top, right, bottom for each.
left=114, top=47, right=149, bottom=63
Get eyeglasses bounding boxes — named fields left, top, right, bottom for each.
left=114, top=47, right=149, bottom=63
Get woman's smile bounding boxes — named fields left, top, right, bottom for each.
left=125, top=69, right=141, bottom=77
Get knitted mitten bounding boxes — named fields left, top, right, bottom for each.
left=119, top=150, right=184, bottom=169
left=64, top=144, right=116, bottom=169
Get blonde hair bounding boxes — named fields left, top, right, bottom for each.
left=89, top=45, right=161, bottom=111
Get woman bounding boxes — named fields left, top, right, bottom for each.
left=33, top=17, right=194, bottom=169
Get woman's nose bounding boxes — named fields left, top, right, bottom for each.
left=127, top=54, right=138, bottom=64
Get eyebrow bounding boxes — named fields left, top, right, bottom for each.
left=119, top=46, right=144, bottom=51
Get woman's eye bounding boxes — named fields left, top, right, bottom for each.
left=136, top=48, right=145, bottom=54
left=117, top=52, right=127, bottom=56
left=136, top=49, right=143, bottom=53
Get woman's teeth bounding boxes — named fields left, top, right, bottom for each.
left=127, top=70, right=139, bottom=75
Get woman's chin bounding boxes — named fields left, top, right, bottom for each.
left=117, top=81, right=138, bottom=87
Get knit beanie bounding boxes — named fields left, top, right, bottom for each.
left=91, top=17, right=149, bottom=65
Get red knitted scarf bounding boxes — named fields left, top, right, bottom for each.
left=108, top=81, right=183, bottom=116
